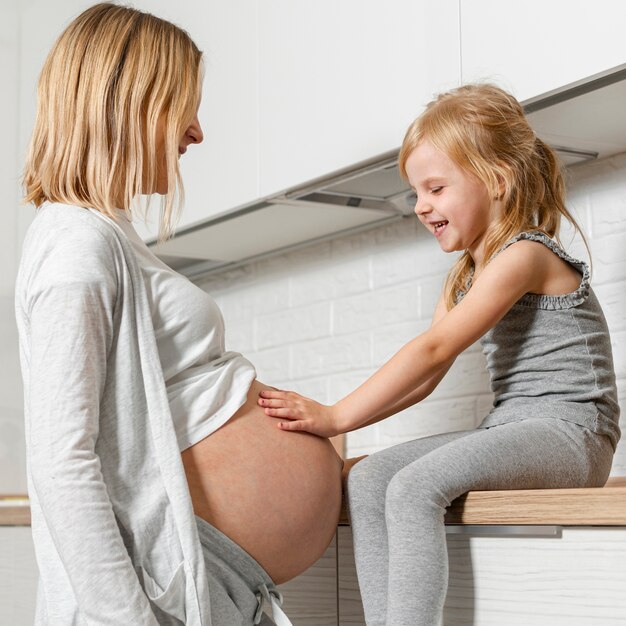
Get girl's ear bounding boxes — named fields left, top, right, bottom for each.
left=493, top=165, right=509, bottom=201
left=494, top=178, right=506, bottom=200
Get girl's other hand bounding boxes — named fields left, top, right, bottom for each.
left=258, top=389, right=341, bottom=438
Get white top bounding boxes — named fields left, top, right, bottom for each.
left=16, top=203, right=214, bottom=623
left=99, top=208, right=257, bottom=451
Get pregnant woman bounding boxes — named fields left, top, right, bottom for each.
left=15, top=4, right=342, bottom=625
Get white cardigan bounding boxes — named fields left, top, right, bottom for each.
left=15, top=203, right=212, bottom=625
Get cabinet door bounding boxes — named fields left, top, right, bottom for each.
left=258, top=0, right=460, bottom=197
left=127, top=0, right=260, bottom=237
left=337, top=526, right=366, bottom=625
left=0, top=527, right=38, bottom=626
left=338, top=525, right=626, bottom=625
left=277, top=533, right=338, bottom=625
left=461, top=0, right=626, bottom=101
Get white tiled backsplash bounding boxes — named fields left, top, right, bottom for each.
left=198, top=152, right=626, bottom=474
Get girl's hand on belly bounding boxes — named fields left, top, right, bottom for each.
left=258, top=388, right=341, bottom=437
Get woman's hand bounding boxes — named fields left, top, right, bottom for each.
left=258, top=389, right=341, bottom=438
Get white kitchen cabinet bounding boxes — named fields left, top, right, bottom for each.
left=6, top=523, right=626, bottom=626
left=337, top=525, right=626, bottom=626
left=17, top=2, right=626, bottom=244
left=18, top=1, right=460, bottom=240
left=128, top=0, right=260, bottom=238
left=278, top=535, right=338, bottom=625
left=257, top=0, right=460, bottom=198
left=0, top=523, right=338, bottom=626
left=0, top=527, right=38, bottom=625
left=460, top=0, right=626, bottom=102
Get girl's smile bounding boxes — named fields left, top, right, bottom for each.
left=432, top=220, right=449, bottom=238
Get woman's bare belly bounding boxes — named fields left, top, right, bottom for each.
left=181, top=380, right=344, bottom=584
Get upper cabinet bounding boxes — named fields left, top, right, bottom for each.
left=257, top=0, right=460, bottom=198
left=460, top=0, right=626, bottom=102
left=28, top=1, right=625, bottom=245
left=19, top=1, right=460, bottom=239
left=121, top=0, right=260, bottom=238
left=146, top=0, right=460, bottom=235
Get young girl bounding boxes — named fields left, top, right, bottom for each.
left=258, top=83, right=620, bottom=625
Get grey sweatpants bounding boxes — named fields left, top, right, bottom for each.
left=158, top=515, right=285, bottom=625
left=346, top=418, right=614, bottom=626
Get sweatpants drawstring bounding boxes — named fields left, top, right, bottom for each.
left=253, top=583, right=292, bottom=626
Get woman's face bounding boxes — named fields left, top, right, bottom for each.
left=153, top=112, right=204, bottom=194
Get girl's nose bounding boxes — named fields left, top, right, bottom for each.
left=414, top=198, right=431, bottom=217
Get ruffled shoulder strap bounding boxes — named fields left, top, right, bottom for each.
left=488, top=230, right=591, bottom=310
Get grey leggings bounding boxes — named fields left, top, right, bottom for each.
left=346, top=418, right=614, bottom=626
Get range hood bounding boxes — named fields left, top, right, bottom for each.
left=524, top=64, right=626, bottom=166
left=153, top=64, right=626, bottom=279
left=154, top=152, right=413, bottom=279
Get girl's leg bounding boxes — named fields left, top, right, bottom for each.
left=346, top=428, right=479, bottom=625
left=384, top=419, right=613, bottom=626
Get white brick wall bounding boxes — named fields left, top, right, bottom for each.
left=0, top=0, right=26, bottom=494
left=197, top=152, right=626, bottom=474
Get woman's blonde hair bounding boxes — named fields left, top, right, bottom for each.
left=23, top=2, right=203, bottom=242
left=398, top=83, right=589, bottom=310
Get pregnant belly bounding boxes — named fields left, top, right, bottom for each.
left=181, top=380, right=344, bottom=584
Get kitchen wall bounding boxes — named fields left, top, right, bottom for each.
left=2, top=0, right=118, bottom=494
left=0, top=0, right=26, bottom=494
left=197, top=151, right=626, bottom=475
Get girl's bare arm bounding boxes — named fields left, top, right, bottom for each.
left=260, top=239, right=546, bottom=436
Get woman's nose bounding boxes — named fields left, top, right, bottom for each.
left=187, top=115, right=204, bottom=145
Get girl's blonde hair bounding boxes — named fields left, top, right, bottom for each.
left=23, top=2, right=203, bottom=242
left=398, top=83, right=589, bottom=310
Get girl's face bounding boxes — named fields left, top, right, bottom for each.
left=153, top=112, right=204, bottom=194
left=405, top=139, right=500, bottom=266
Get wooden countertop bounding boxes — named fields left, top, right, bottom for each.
left=339, top=477, right=626, bottom=526
left=0, top=497, right=30, bottom=526
left=3, top=478, right=626, bottom=527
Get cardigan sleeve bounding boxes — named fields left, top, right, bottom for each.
left=22, top=223, right=160, bottom=625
